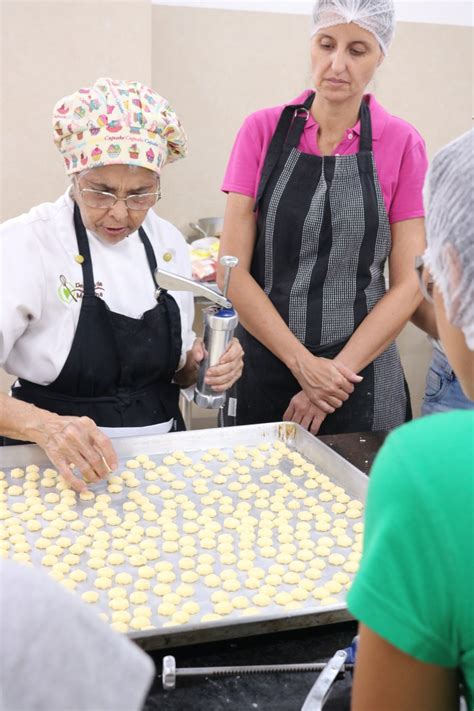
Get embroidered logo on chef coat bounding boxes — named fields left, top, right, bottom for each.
left=57, top=274, right=105, bottom=303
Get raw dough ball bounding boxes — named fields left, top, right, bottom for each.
left=343, top=560, right=359, bottom=573
left=162, top=541, right=179, bottom=553
left=97, top=567, right=114, bottom=579
left=156, top=570, right=176, bottom=584
left=320, top=595, right=339, bottom=606
left=292, top=587, right=309, bottom=602
left=214, top=601, right=233, bottom=615
left=200, top=613, right=221, bottom=622
left=81, top=591, right=99, bottom=604
left=176, top=584, right=194, bottom=598
left=115, top=572, right=133, bottom=585
left=328, top=553, right=346, bottom=566
left=109, top=598, right=129, bottom=611
left=314, top=545, right=331, bottom=557
left=111, top=611, right=131, bottom=625
left=134, top=578, right=151, bottom=592
left=222, top=579, right=241, bottom=593
left=41, top=555, right=58, bottom=567
left=333, top=572, right=350, bottom=585
left=275, top=592, right=293, bottom=606
left=137, top=565, right=155, bottom=579
left=94, top=577, right=112, bottom=590
left=182, top=601, right=200, bottom=615
left=157, top=602, right=176, bottom=617
left=336, top=535, right=353, bottom=548
left=107, top=553, right=125, bottom=566
left=130, top=555, right=147, bottom=567
left=8, top=486, right=23, bottom=496
left=130, top=591, right=148, bottom=604
left=108, top=587, right=128, bottom=600
left=130, top=616, right=152, bottom=630
left=204, top=574, right=221, bottom=588
left=315, top=521, right=331, bottom=532
left=252, top=593, right=271, bottom=607
left=346, top=508, right=362, bottom=519
left=87, top=558, right=104, bottom=571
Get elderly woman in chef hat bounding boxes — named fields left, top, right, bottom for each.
left=219, top=0, right=428, bottom=434
left=348, top=130, right=474, bottom=709
left=0, top=78, right=243, bottom=491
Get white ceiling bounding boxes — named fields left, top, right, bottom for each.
left=152, top=1, right=474, bottom=27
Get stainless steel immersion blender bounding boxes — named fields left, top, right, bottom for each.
left=154, top=256, right=239, bottom=410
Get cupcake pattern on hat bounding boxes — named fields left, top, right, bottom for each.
left=53, top=77, right=188, bottom=176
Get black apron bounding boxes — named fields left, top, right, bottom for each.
left=235, top=92, right=410, bottom=434
left=8, top=204, right=184, bottom=435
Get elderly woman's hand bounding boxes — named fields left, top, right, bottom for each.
left=202, top=337, right=244, bottom=392
left=283, top=391, right=327, bottom=434
left=32, top=413, right=117, bottom=493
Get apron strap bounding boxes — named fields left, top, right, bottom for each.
left=138, top=225, right=171, bottom=304
left=138, top=226, right=158, bottom=281
left=254, top=92, right=316, bottom=211
left=358, top=99, right=373, bottom=152
left=73, top=204, right=161, bottom=297
left=73, top=203, right=96, bottom=296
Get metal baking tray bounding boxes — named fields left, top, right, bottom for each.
left=0, top=423, right=367, bottom=650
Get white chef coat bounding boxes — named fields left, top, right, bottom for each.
left=0, top=189, right=195, bottom=386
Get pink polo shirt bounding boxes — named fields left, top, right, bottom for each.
left=222, top=90, right=428, bottom=224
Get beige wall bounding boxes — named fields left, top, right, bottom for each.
left=1, top=0, right=152, bottom=221
left=1, top=3, right=472, bottom=415
left=151, top=6, right=472, bottom=231
left=0, top=0, right=152, bottom=392
left=151, top=6, right=472, bottom=415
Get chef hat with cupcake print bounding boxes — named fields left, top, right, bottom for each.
left=53, top=78, right=187, bottom=176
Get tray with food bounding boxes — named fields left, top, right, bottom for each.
left=0, top=423, right=366, bottom=650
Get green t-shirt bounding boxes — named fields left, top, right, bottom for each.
left=348, top=410, right=474, bottom=709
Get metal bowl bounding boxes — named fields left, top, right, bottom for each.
left=189, top=217, right=224, bottom=239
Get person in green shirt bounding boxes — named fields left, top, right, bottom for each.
left=348, top=128, right=474, bottom=711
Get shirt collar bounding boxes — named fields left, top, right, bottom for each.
left=291, top=90, right=387, bottom=141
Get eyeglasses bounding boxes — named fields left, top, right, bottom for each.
left=76, top=180, right=161, bottom=211
left=414, top=255, right=434, bottom=304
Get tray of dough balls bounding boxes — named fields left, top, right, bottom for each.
left=0, top=422, right=366, bottom=650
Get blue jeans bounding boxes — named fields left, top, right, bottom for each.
left=422, top=348, right=474, bottom=416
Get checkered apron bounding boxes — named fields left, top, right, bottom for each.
left=234, top=92, right=410, bottom=433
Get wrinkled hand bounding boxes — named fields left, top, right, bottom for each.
left=193, top=336, right=244, bottom=392
left=33, top=414, right=117, bottom=492
left=283, top=391, right=328, bottom=434
left=293, top=355, right=362, bottom=414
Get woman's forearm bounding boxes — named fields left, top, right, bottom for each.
left=173, top=350, right=199, bottom=388
left=335, top=283, right=423, bottom=373
left=411, top=300, right=438, bottom=339
left=0, top=393, right=52, bottom=442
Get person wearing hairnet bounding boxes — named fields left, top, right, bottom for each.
left=218, top=0, right=427, bottom=434
left=0, top=559, right=154, bottom=711
left=348, top=130, right=474, bottom=710
left=0, top=78, right=243, bottom=491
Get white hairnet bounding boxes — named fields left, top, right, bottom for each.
left=423, top=129, right=474, bottom=350
left=311, top=0, right=395, bottom=55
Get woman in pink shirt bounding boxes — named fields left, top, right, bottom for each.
left=218, top=0, right=428, bottom=435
